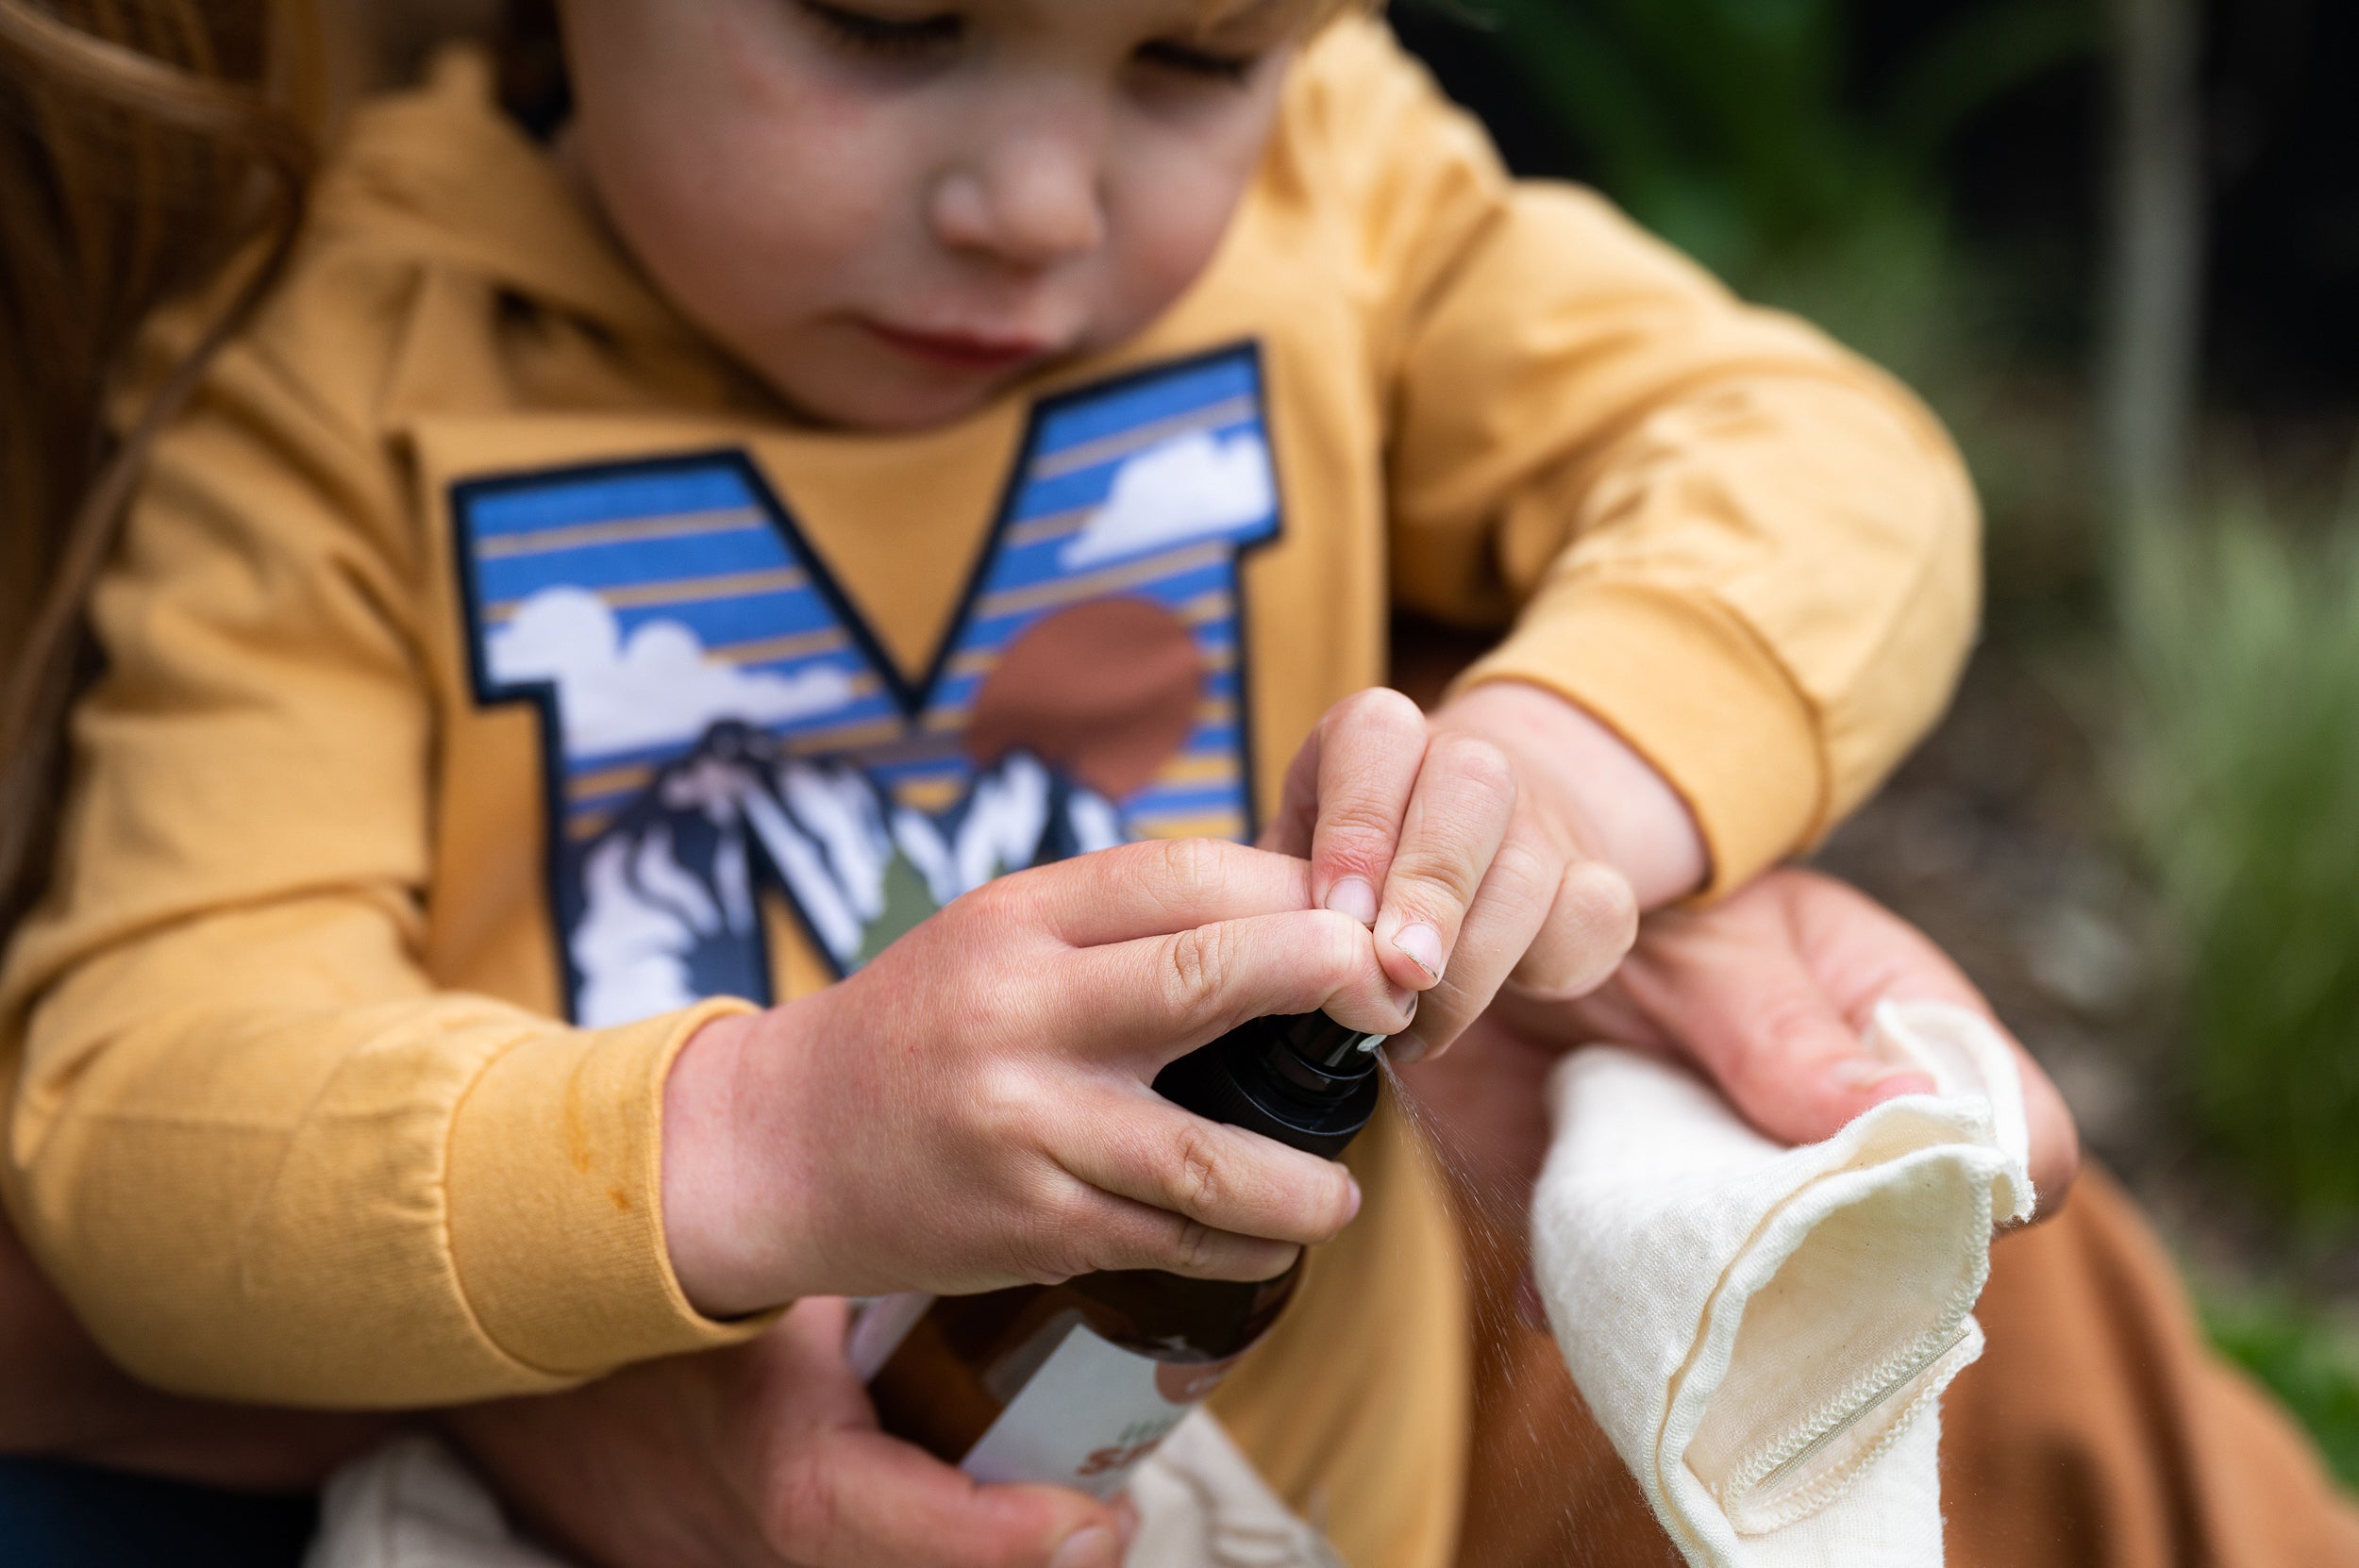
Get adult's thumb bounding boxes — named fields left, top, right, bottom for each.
left=1638, top=942, right=1932, bottom=1148
left=775, top=1427, right=1124, bottom=1568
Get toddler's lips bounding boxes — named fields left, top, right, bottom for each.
left=862, top=319, right=1052, bottom=373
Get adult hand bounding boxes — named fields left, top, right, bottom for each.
left=1262, top=682, right=1682, bottom=1065
left=1493, top=866, right=2081, bottom=1216
left=662, top=838, right=1410, bottom=1319
left=445, top=1298, right=1130, bottom=1568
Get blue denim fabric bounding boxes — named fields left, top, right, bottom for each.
left=0, top=1458, right=315, bottom=1567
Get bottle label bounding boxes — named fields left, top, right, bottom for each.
left=960, top=1323, right=1244, bottom=1499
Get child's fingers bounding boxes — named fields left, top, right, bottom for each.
left=984, top=1166, right=1305, bottom=1284
left=1369, top=732, right=1518, bottom=993
left=1508, top=858, right=1640, bottom=1000
left=1058, top=909, right=1414, bottom=1066
left=1009, top=837, right=1313, bottom=951
left=1058, top=1200, right=1304, bottom=1285
left=1051, top=1086, right=1364, bottom=1259
left=1297, top=689, right=1430, bottom=926
left=1385, top=821, right=1559, bottom=1065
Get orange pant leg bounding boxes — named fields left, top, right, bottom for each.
left=1942, top=1165, right=2359, bottom=1567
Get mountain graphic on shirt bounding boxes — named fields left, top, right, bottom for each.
left=566, top=722, right=1121, bottom=1027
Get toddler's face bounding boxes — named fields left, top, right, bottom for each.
left=558, top=0, right=1302, bottom=430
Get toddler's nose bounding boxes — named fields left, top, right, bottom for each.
left=929, top=114, right=1108, bottom=268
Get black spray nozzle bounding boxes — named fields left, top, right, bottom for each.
left=1151, top=1011, right=1384, bottom=1160
left=1270, top=1010, right=1391, bottom=1071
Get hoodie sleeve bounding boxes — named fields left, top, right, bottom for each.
left=1293, top=21, right=1980, bottom=895
left=0, top=258, right=764, bottom=1408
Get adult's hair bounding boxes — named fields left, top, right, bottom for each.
left=0, top=0, right=323, bottom=935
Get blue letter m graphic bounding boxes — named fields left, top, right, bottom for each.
left=453, top=346, right=1280, bottom=1026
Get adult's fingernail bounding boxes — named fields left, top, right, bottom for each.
left=1326, top=876, right=1379, bottom=926
left=1832, top=1059, right=1936, bottom=1101
left=1388, top=984, right=1420, bottom=1022
left=1393, top=923, right=1445, bottom=981
left=1343, top=1175, right=1364, bottom=1223
left=1051, top=1526, right=1120, bottom=1568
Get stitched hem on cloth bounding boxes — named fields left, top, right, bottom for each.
left=1657, top=1135, right=2013, bottom=1549
left=1714, top=1159, right=1998, bottom=1532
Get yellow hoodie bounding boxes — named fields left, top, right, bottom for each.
left=0, top=19, right=1976, bottom=1567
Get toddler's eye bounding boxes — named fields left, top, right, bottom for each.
left=799, top=0, right=963, bottom=57
left=1137, top=39, right=1259, bottom=84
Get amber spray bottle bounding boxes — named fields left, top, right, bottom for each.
left=849, top=1011, right=1386, bottom=1498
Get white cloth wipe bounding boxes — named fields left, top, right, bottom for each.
left=1531, top=1000, right=2034, bottom=1567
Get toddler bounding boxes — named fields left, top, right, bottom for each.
left=0, top=1, right=2071, bottom=1564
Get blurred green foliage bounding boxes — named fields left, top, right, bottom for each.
left=1430, top=0, right=2107, bottom=587
left=2120, top=509, right=2359, bottom=1226
left=1451, top=0, right=2093, bottom=359
left=2201, top=1279, right=2359, bottom=1486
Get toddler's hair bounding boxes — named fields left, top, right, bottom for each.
left=0, top=0, right=322, bottom=935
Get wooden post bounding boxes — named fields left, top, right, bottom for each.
left=2100, top=0, right=2207, bottom=539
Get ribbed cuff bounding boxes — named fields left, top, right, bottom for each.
left=445, top=996, right=768, bottom=1378
left=1449, top=581, right=1825, bottom=899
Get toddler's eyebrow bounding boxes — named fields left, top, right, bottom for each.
left=1189, top=0, right=1333, bottom=42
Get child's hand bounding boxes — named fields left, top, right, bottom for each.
left=1263, top=682, right=1698, bottom=1064
left=446, top=1296, right=1133, bottom=1568
left=661, top=840, right=1413, bottom=1319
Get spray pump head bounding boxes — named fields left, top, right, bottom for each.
left=1150, top=1010, right=1386, bottom=1159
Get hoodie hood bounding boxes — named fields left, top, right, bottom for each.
left=314, top=46, right=694, bottom=351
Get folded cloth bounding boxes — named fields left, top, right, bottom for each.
left=304, top=1412, right=1342, bottom=1568
left=1531, top=1001, right=2034, bottom=1568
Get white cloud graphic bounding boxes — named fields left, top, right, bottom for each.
left=488, top=586, right=855, bottom=758
left=1059, top=428, right=1275, bottom=571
